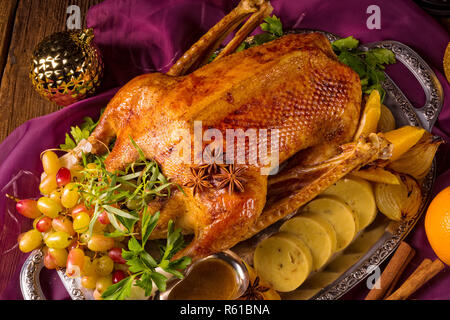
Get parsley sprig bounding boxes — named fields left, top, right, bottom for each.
left=101, top=214, right=191, bottom=300
left=209, top=15, right=283, bottom=62
left=235, top=15, right=284, bottom=52
left=332, top=36, right=396, bottom=101
left=60, top=116, right=99, bottom=150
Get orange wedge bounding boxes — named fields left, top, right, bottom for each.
left=444, top=42, right=450, bottom=84
left=382, top=126, right=426, bottom=161
left=354, top=90, right=381, bottom=141
left=350, top=167, right=400, bottom=185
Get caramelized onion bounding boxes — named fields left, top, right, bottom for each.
left=375, top=174, right=422, bottom=221
left=388, top=134, right=443, bottom=180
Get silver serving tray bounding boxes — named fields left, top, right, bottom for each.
left=20, top=30, right=443, bottom=300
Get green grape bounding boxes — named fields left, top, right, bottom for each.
left=73, top=212, right=90, bottom=233
left=82, top=256, right=95, bottom=276
left=42, top=151, right=61, bottom=175
left=93, top=256, right=114, bottom=276
left=81, top=275, right=98, bottom=290
left=87, top=234, right=115, bottom=252
left=18, top=229, right=42, bottom=253
left=37, top=197, right=62, bottom=218
left=95, top=274, right=113, bottom=293
left=49, top=190, right=62, bottom=204
left=61, top=183, right=79, bottom=209
left=44, top=231, right=71, bottom=249
left=39, top=174, right=57, bottom=195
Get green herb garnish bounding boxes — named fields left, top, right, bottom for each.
left=60, top=116, right=99, bottom=151
left=209, top=15, right=284, bottom=62
left=236, top=15, right=283, bottom=53
left=101, top=216, right=191, bottom=300
left=75, top=137, right=175, bottom=238
left=332, top=36, right=396, bottom=101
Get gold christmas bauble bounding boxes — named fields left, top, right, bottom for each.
left=29, top=28, right=103, bottom=106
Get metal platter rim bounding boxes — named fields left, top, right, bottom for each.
left=20, top=29, right=443, bottom=300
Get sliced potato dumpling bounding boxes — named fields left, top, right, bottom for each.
left=301, top=197, right=358, bottom=251
left=254, top=232, right=312, bottom=292
left=321, top=177, right=377, bottom=230
left=280, top=215, right=336, bottom=271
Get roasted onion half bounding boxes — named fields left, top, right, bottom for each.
left=374, top=174, right=422, bottom=221
left=388, top=133, right=444, bottom=180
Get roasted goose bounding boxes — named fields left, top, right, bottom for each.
left=63, top=0, right=391, bottom=260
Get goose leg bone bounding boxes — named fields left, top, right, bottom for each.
left=167, top=0, right=272, bottom=76
left=215, top=1, right=273, bottom=61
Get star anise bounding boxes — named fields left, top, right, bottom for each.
left=241, top=276, right=270, bottom=300
left=184, top=167, right=213, bottom=196
left=213, top=164, right=246, bottom=193
left=198, top=148, right=226, bottom=175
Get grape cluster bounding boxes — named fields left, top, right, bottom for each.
left=15, top=151, right=128, bottom=300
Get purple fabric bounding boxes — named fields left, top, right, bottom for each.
left=1, top=0, right=449, bottom=300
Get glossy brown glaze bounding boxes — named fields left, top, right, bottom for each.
left=88, top=33, right=362, bottom=259
left=168, top=258, right=238, bottom=300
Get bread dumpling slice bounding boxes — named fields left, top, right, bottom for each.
left=321, top=176, right=377, bottom=230
left=280, top=214, right=337, bottom=271
left=254, top=232, right=312, bottom=292
left=301, top=197, right=358, bottom=251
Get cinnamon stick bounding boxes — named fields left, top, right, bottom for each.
left=386, top=259, right=445, bottom=300
left=383, top=248, right=416, bottom=298
left=365, top=241, right=414, bottom=300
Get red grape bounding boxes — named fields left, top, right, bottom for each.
left=56, top=167, right=71, bottom=187
left=98, top=211, right=110, bottom=225
left=52, top=216, right=76, bottom=236
left=67, top=239, right=85, bottom=252
left=36, top=216, right=52, bottom=232
left=44, top=251, right=57, bottom=269
left=66, top=248, right=85, bottom=278
left=108, top=247, right=126, bottom=264
left=16, top=199, right=41, bottom=219
left=112, top=270, right=126, bottom=284
left=71, top=203, right=93, bottom=218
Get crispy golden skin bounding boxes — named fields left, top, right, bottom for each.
left=89, top=33, right=362, bottom=259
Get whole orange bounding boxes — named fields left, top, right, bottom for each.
left=425, top=186, right=450, bottom=265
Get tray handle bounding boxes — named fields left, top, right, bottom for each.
left=20, top=248, right=90, bottom=300
left=367, top=40, right=444, bottom=131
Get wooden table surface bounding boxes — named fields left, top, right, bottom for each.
left=0, top=1, right=448, bottom=144
left=0, top=0, right=102, bottom=143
